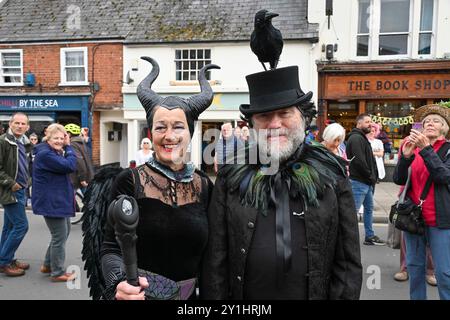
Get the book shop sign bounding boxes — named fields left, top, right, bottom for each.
left=324, top=74, right=450, bottom=99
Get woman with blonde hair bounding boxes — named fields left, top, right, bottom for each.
left=393, top=104, right=450, bottom=300
left=135, top=137, right=153, bottom=165
left=32, top=123, right=78, bottom=282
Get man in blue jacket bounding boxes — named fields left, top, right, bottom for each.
left=0, top=113, right=31, bottom=276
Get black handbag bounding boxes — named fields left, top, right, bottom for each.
left=389, top=189, right=427, bottom=235
left=389, top=142, right=450, bottom=235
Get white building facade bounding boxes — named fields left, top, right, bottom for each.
left=100, top=41, right=319, bottom=169
left=99, top=0, right=319, bottom=169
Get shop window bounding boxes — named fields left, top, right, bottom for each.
left=357, top=0, right=371, bottom=56
left=366, top=100, right=425, bottom=164
left=356, top=0, right=435, bottom=59
left=379, top=0, right=410, bottom=56
left=174, top=49, right=211, bottom=81
left=0, top=49, right=23, bottom=86
left=60, top=47, right=88, bottom=85
left=327, top=102, right=358, bottom=134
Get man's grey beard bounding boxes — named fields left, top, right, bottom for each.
left=257, top=124, right=306, bottom=164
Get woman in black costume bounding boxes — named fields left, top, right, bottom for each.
left=100, top=57, right=220, bottom=300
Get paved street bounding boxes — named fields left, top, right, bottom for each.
left=0, top=185, right=439, bottom=300
left=0, top=211, right=89, bottom=300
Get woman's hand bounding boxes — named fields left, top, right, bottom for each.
left=63, top=133, right=71, bottom=146
left=115, top=276, right=149, bottom=300
left=401, top=138, right=416, bottom=159
left=408, top=129, right=430, bottom=150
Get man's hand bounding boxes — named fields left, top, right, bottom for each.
left=11, top=183, right=22, bottom=192
left=115, top=276, right=149, bottom=300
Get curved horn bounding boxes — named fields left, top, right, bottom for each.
left=137, top=57, right=163, bottom=116
left=187, top=64, right=221, bottom=119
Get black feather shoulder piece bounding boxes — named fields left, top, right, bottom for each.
left=81, top=164, right=124, bottom=300
left=219, top=143, right=348, bottom=215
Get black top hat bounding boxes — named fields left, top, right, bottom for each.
left=239, top=66, right=313, bottom=116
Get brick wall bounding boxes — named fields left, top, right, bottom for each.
left=0, top=42, right=123, bottom=166
left=92, top=111, right=101, bottom=165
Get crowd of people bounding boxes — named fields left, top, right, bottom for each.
left=0, top=119, right=94, bottom=281
left=0, top=56, right=449, bottom=301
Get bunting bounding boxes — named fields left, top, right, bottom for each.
left=369, top=114, right=414, bottom=126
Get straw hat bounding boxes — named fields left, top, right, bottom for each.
left=414, top=103, right=450, bottom=138
left=414, top=104, right=450, bottom=125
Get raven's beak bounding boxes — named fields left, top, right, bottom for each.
left=265, top=12, right=279, bottom=20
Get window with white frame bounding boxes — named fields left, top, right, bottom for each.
left=0, top=50, right=23, bottom=85
left=60, top=47, right=88, bottom=85
left=419, top=0, right=434, bottom=55
left=357, top=0, right=371, bottom=56
left=378, top=0, right=410, bottom=55
left=356, top=0, right=435, bottom=59
left=175, top=49, right=211, bottom=81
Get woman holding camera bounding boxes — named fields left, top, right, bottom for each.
left=393, top=104, right=450, bottom=300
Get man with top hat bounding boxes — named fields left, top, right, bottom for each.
left=201, top=65, right=362, bottom=300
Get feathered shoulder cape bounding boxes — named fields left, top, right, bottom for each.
left=218, top=142, right=348, bottom=215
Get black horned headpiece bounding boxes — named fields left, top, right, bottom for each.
left=137, top=57, right=220, bottom=136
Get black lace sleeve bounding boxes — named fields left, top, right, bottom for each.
left=100, top=169, right=135, bottom=257
left=99, top=169, right=135, bottom=299
left=100, top=253, right=127, bottom=300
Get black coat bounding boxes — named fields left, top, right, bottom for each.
left=346, top=128, right=378, bottom=186
left=201, top=172, right=362, bottom=300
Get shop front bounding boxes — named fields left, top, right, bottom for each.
left=0, top=94, right=90, bottom=140
left=317, top=60, right=450, bottom=181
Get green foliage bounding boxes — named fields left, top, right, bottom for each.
left=438, top=100, right=450, bottom=108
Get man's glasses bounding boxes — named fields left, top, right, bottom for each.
left=143, top=142, right=150, bottom=144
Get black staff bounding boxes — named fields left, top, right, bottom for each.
left=108, top=195, right=139, bottom=286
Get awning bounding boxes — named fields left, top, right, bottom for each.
left=0, top=115, right=54, bottom=122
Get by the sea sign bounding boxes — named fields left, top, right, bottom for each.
left=17, top=98, right=59, bottom=109
left=0, top=96, right=87, bottom=111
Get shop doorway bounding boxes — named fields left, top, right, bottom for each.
left=201, top=121, right=223, bottom=175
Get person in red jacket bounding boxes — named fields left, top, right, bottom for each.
left=393, top=104, right=450, bottom=300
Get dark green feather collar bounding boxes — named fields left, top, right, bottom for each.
left=219, top=143, right=348, bottom=215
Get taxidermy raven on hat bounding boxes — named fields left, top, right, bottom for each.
left=250, top=9, right=284, bottom=71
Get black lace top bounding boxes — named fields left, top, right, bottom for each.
left=100, top=163, right=212, bottom=287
